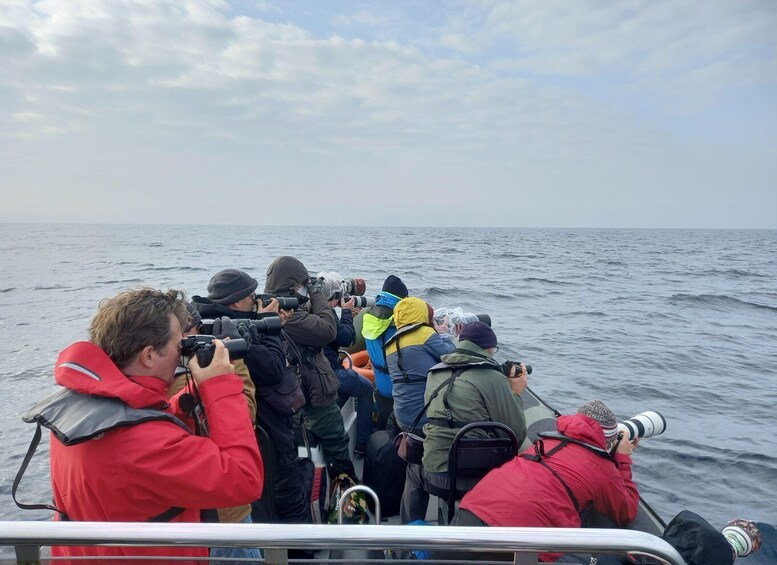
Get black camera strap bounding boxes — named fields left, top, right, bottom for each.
left=404, top=367, right=473, bottom=433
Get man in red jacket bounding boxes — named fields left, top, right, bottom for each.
left=456, top=400, right=640, bottom=562
left=30, top=288, right=263, bottom=563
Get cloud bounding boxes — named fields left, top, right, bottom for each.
left=0, top=0, right=774, bottom=227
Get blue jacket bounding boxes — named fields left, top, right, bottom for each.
left=384, top=298, right=455, bottom=430
left=361, top=291, right=402, bottom=398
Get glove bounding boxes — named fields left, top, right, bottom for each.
left=212, top=316, right=242, bottom=341
left=308, top=277, right=329, bottom=296
left=237, top=323, right=258, bottom=348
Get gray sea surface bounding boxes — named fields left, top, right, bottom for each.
left=0, top=224, right=775, bottom=539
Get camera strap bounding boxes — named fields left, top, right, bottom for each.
left=521, top=439, right=582, bottom=513
left=405, top=366, right=474, bottom=432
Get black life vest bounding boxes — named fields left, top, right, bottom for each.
left=14, top=388, right=196, bottom=522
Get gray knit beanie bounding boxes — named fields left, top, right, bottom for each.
left=207, top=269, right=258, bottom=305
left=577, top=400, right=619, bottom=440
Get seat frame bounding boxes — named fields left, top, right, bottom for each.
left=443, top=421, right=521, bottom=524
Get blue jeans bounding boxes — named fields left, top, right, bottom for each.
left=336, top=367, right=374, bottom=446
left=210, top=514, right=263, bottom=563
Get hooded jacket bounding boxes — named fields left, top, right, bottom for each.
left=460, top=413, right=639, bottom=530
left=384, top=297, right=454, bottom=430
left=361, top=291, right=403, bottom=397
left=265, top=256, right=340, bottom=407
left=41, top=341, right=264, bottom=563
left=421, top=340, right=526, bottom=473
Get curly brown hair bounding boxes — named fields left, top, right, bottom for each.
left=89, top=288, right=189, bottom=369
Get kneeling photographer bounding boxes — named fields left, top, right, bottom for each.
left=191, top=269, right=310, bottom=527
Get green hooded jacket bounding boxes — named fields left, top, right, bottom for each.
left=421, top=339, right=526, bottom=473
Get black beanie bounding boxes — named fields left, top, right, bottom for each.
left=459, top=321, right=498, bottom=350
left=207, top=269, right=258, bottom=305
left=382, top=274, right=408, bottom=298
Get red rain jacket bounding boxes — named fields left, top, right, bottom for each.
left=460, top=414, right=639, bottom=557
left=49, top=342, right=263, bottom=563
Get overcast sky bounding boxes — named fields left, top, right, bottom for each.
left=1, top=1, right=775, bottom=228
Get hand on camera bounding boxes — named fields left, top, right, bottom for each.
left=236, top=323, right=257, bottom=347
left=212, top=316, right=241, bottom=341
left=308, top=278, right=329, bottom=296
left=258, top=297, right=279, bottom=314
left=508, top=363, right=528, bottom=396
left=340, top=296, right=357, bottom=312
left=616, top=436, right=638, bottom=456
left=433, top=317, right=449, bottom=334
left=189, top=339, right=234, bottom=385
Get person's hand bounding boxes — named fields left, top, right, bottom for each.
left=189, top=340, right=234, bottom=385
left=508, top=363, right=528, bottom=396
left=212, top=316, right=241, bottom=341
left=616, top=436, right=638, bottom=456
left=433, top=316, right=448, bottom=334
left=278, top=309, right=293, bottom=325
left=341, top=296, right=356, bottom=312
left=236, top=323, right=256, bottom=347
left=308, top=277, right=328, bottom=296
left=258, top=297, right=279, bottom=314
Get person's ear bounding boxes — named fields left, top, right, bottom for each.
left=137, top=345, right=156, bottom=369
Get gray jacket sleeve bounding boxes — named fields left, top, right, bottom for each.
left=282, top=292, right=337, bottom=347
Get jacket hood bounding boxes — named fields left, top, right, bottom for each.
left=557, top=413, right=607, bottom=449
left=376, top=290, right=403, bottom=306
left=393, top=297, right=429, bottom=328
left=265, top=256, right=309, bottom=296
left=54, top=342, right=168, bottom=409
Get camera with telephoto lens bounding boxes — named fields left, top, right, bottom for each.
left=343, top=295, right=375, bottom=308
left=180, top=335, right=248, bottom=368
left=618, top=410, right=666, bottom=440
left=256, top=294, right=300, bottom=311
left=501, top=360, right=532, bottom=378
left=342, top=278, right=367, bottom=296
left=199, top=317, right=283, bottom=337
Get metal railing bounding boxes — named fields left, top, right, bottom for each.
left=0, top=521, right=686, bottom=564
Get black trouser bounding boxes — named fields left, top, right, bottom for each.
left=375, top=392, right=394, bottom=432
left=255, top=403, right=310, bottom=524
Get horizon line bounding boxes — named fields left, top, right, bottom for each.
left=0, top=221, right=775, bottom=231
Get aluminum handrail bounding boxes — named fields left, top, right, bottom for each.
left=337, top=485, right=381, bottom=524
left=0, top=521, right=686, bottom=564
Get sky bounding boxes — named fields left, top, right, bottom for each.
left=1, top=0, right=775, bottom=228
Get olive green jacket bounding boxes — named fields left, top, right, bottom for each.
left=421, top=340, right=526, bottom=473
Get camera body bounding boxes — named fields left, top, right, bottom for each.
left=199, top=317, right=283, bottom=337
left=180, top=335, right=248, bottom=368
left=501, top=360, right=532, bottom=377
left=618, top=410, right=666, bottom=440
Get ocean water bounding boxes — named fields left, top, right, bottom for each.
left=0, top=224, right=775, bottom=537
